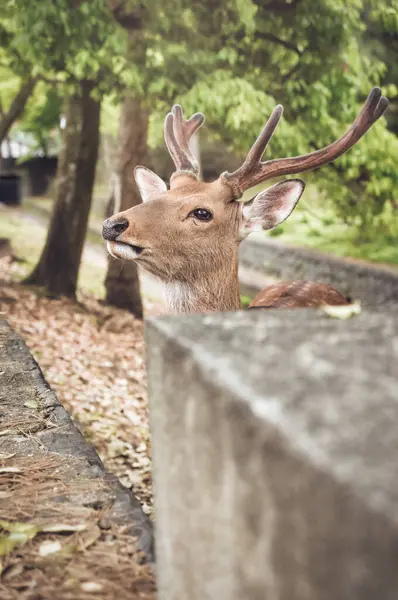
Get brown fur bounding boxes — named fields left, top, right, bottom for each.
left=107, top=175, right=244, bottom=313
left=249, top=281, right=349, bottom=309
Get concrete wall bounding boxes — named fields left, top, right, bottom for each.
left=146, top=307, right=398, bottom=600
left=239, top=238, right=398, bottom=306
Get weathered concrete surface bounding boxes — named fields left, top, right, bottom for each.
left=0, top=318, right=153, bottom=559
left=146, top=308, right=398, bottom=600
left=239, top=237, right=398, bottom=306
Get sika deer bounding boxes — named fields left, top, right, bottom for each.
left=103, top=88, right=388, bottom=314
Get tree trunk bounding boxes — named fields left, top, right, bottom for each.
left=0, top=76, right=38, bottom=144
left=25, top=81, right=101, bottom=297
left=104, top=95, right=148, bottom=318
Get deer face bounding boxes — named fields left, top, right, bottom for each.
left=103, top=173, right=242, bottom=281
left=103, top=168, right=305, bottom=282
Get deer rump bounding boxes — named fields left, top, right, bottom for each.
left=247, top=280, right=350, bottom=309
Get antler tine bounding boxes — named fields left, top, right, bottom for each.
left=241, top=104, right=284, bottom=169
left=172, top=105, right=204, bottom=144
left=222, top=88, right=389, bottom=198
left=164, top=104, right=205, bottom=179
left=222, top=104, right=283, bottom=198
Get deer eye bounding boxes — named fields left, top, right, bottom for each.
left=190, top=208, right=213, bottom=221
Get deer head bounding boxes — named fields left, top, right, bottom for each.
left=103, top=88, right=388, bottom=314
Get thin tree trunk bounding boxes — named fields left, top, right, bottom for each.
left=104, top=95, right=147, bottom=317
left=25, top=81, right=101, bottom=297
left=0, top=76, right=38, bottom=144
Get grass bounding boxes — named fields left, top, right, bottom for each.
left=79, top=257, right=106, bottom=298
left=245, top=183, right=398, bottom=268
left=0, top=207, right=45, bottom=275
left=0, top=199, right=107, bottom=298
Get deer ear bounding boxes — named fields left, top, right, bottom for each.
left=134, top=166, right=167, bottom=202
left=240, top=179, right=305, bottom=239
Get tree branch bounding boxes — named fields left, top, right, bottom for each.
left=107, top=0, right=146, bottom=30
left=257, top=31, right=303, bottom=56
left=0, top=76, right=38, bottom=144
left=281, top=59, right=302, bottom=82
left=259, top=0, right=303, bottom=11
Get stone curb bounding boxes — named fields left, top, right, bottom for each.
left=0, top=318, right=154, bottom=561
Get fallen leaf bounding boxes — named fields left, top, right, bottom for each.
left=0, top=492, right=12, bottom=499
left=0, top=520, right=39, bottom=534
left=2, top=562, right=24, bottom=580
left=24, top=399, right=38, bottom=409
left=0, top=521, right=40, bottom=555
left=321, top=300, right=361, bottom=320
left=39, top=540, right=62, bottom=556
left=42, top=523, right=87, bottom=533
left=0, top=467, right=22, bottom=474
left=78, top=525, right=101, bottom=551
left=81, top=581, right=103, bottom=593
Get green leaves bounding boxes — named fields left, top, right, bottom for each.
left=0, top=521, right=40, bottom=556
left=23, top=399, right=38, bottom=409
left=370, top=1, right=398, bottom=33
left=234, top=0, right=257, bottom=34
left=3, top=0, right=121, bottom=87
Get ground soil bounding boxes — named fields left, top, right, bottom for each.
left=0, top=255, right=156, bottom=599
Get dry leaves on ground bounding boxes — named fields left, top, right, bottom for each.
left=0, top=256, right=153, bottom=516
left=0, top=455, right=155, bottom=600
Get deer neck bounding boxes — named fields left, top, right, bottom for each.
left=163, top=253, right=241, bottom=314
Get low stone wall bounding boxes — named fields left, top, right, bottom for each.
left=239, top=238, right=398, bottom=306
left=146, top=307, right=398, bottom=600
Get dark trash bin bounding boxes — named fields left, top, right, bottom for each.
left=0, top=174, right=22, bottom=206
left=20, top=156, right=57, bottom=196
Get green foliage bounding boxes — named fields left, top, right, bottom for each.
left=18, top=86, right=62, bottom=155
left=2, top=0, right=129, bottom=93
left=1, top=0, right=397, bottom=244
left=240, top=294, right=252, bottom=308
left=0, top=66, right=21, bottom=107
left=369, top=0, right=398, bottom=32
left=266, top=184, right=398, bottom=266
left=165, top=0, right=398, bottom=232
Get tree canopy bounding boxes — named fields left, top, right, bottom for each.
left=157, top=0, right=398, bottom=227
left=1, top=0, right=397, bottom=229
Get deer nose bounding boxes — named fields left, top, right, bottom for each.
left=102, top=218, right=129, bottom=241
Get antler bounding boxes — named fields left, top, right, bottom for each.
left=164, top=105, right=205, bottom=180
left=221, top=87, right=389, bottom=199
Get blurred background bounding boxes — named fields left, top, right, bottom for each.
left=0, top=0, right=397, bottom=316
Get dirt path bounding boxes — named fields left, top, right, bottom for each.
left=5, top=205, right=166, bottom=312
